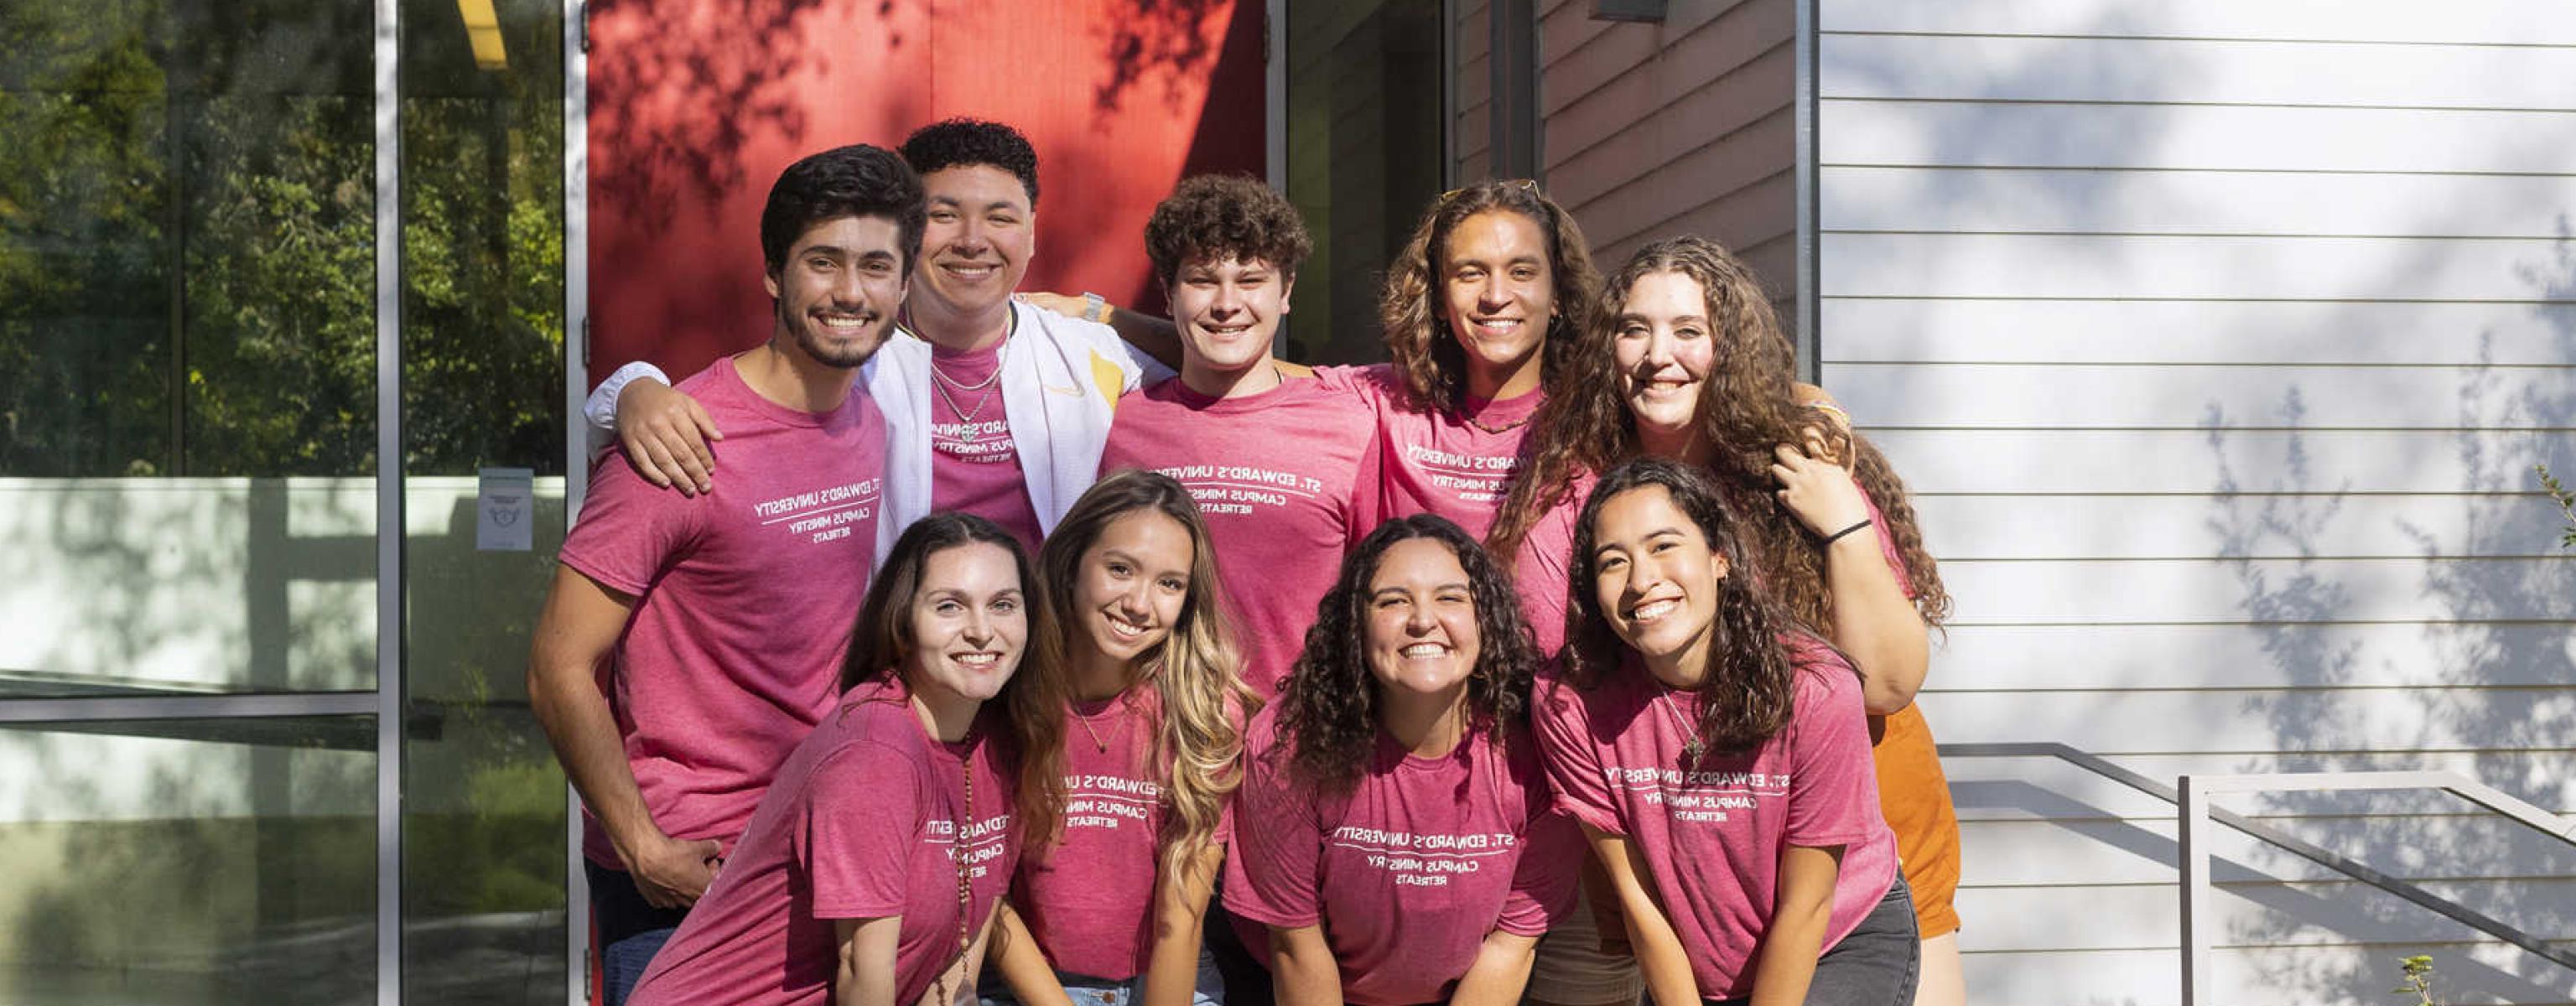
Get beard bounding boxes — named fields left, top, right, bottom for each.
left=785, top=303, right=885, bottom=370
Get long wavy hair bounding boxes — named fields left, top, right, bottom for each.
left=1273, top=514, right=1543, bottom=794
left=1563, top=459, right=1827, bottom=754
left=1379, top=179, right=1602, bottom=414
left=1039, top=469, right=1259, bottom=876
left=1489, top=235, right=1951, bottom=635
left=842, top=512, right=1067, bottom=850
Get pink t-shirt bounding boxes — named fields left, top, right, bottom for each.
left=557, top=356, right=886, bottom=867
left=1318, top=365, right=1567, bottom=660
left=1505, top=473, right=1593, bottom=661
left=629, top=682, right=1020, bottom=1006
left=1530, top=638, right=1898, bottom=999
left=929, top=339, right=1046, bottom=555
left=1223, top=711, right=1580, bottom=1006
left=1097, top=376, right=1378, bottom=696
left=1012, top=691, right=1171, bottom=981
left=1322, top=364, right=1541, bottom=542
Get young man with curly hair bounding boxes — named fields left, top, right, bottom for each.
left=1095, top=174, right=1379, bottom=700
left=587, top=118, right=1173, bottom=557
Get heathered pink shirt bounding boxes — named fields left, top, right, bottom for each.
left=1013, top=690, right=1181, bottom=981
left=929, top=339, right=1046, bottom=555
left=1097, top=376, right=1378, bottom=696
left=557, top=355, right=886, bottom=867
left=1530, top=638, right=1898, bottom=999
left=629, top=681, right=1020, bottom=1006
left=1315, top=364, right=1569, bottom=666
left=1223, top=710, right=1580, bottom=1006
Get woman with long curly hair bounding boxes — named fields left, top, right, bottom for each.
left=1488, top=235, right=1966, bottom=1006
left=1223, top=515, right=1580, bottom=1006
left=985, top=470, right=1260, bottom=1006
left=1537, top=459, right=1917, bottom=1005
left=630, top=512, right=1068, bottom=1006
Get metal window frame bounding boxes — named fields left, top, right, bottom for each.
left=563, top=0, right=595, bottom=1001
left=1792, top=0, right=1820, bottom=384
left=372, top=0, right=408, bottom=999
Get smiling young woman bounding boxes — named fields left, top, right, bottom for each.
left=985, top=470, right=1259, bottom=1006
left=624, top=513, right=1068, bottom=1006
left=1224, top=515, right=1580, bottom=1006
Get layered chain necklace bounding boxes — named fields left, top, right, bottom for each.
left=922, top=309, right=1014, bottom=436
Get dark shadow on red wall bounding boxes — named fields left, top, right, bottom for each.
left=587, top=0, right=1263, bottom=384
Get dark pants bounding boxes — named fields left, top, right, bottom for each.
left=1710, top=874, right=1920, bottom=1006
left=588, top=860, right=692, bottom=1006
left=1202, top=898, right=1274, bottom=1006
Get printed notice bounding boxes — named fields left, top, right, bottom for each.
left=477, top=467, right=535, bottom=552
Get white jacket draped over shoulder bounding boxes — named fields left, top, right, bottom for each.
left=583, top=299, right=1171, bottom=564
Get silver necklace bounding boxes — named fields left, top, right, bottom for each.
left=1654, top=688, right=1707, bottom=763
left=931, top=371, right=999, bottom=430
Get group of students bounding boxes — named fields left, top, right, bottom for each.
left=528, top=117, right=1963, bottom=1006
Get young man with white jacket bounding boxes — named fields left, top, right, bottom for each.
left=585, top=118, right=1173, bottom=557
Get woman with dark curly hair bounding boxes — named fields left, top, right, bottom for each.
left=1222, top=515, right=1580, bottom=1006
left=1536, top=459, right=1916, bottom=1006
left=1487, top=236, right=1966, bottom=1006
left=630, top=512, right=1068, bottom=1006
left=985, top=470, right=1259, bottom=1006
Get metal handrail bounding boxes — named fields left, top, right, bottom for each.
left=1936, top=743, right=2576, bottom=1002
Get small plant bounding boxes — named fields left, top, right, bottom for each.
left=2392, top=954, right=2440, bottom=1006
left=2543, top=464, right=2576, bottom=551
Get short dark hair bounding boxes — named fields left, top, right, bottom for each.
left=759, top=144, right=927, bottom=276
left=901, top=118, right=1041, bottom=206
left=1144, top=174, right=1313, bottom=288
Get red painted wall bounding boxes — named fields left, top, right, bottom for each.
left=587, top=0, right=1266, bottom=384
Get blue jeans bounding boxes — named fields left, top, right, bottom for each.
left=981, top=946, right=1227, bottom=1006
left=588, top=861, right=690, bottom=1006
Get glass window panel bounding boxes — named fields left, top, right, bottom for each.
left=0, top=0, right=379, bottom=698
left=0, top=718, right=377, bottom=1005
left=398, top=0, right=570, bottom=999
left=1281, top=0, right=1445, bottom=365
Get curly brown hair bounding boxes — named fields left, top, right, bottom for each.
left=1489, top=235, right=1951, bottom=635
left=842, top=512, right=1068, bottom=851
left=1272, top=515, right=1542, bottom=794
left=1379, top=179, right=1603, bottom=413
left=1562, top=459, right=1836, bottom=754
left=1145, top=174, right=1313, bottom=288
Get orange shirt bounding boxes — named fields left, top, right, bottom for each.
left=1872, top=703, right=1961, bottom=936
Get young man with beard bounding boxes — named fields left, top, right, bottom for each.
left=528, top=145, right=916, bottom=1006
left=589, top=119, right=1171, bottom=557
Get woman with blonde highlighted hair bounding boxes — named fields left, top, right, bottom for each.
left=987, top=469, right=1261, bottom=1006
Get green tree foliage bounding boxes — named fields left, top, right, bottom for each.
left=0, top=0, right=564, bottom=478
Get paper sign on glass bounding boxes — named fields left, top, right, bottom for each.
left=477, top=467, right=536, bottom=552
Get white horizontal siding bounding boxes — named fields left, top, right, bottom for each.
left=1929, top=624, right=2576, bottom=690
left=1822, top=0, right=2576, bottom=46
left=1817, top=3, right=2576, bottom=1001
left=1868, top=429, right=2575, bottom=494
left=1919, top=685, right=2575, bottom=751
left=1912, top=493, right=2576, bottom=560
left=1822, top=167, right=2576, bottom=238
left=1825, top=101, right=2576, bottom=174
left=1822, top=233, right=2575, bottom=301
left=1824, top=34, right=2576, bottom=110
left=1835, top=363, right=2576, bottom=430
left=1822, top=299, right=2576, bottom=365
